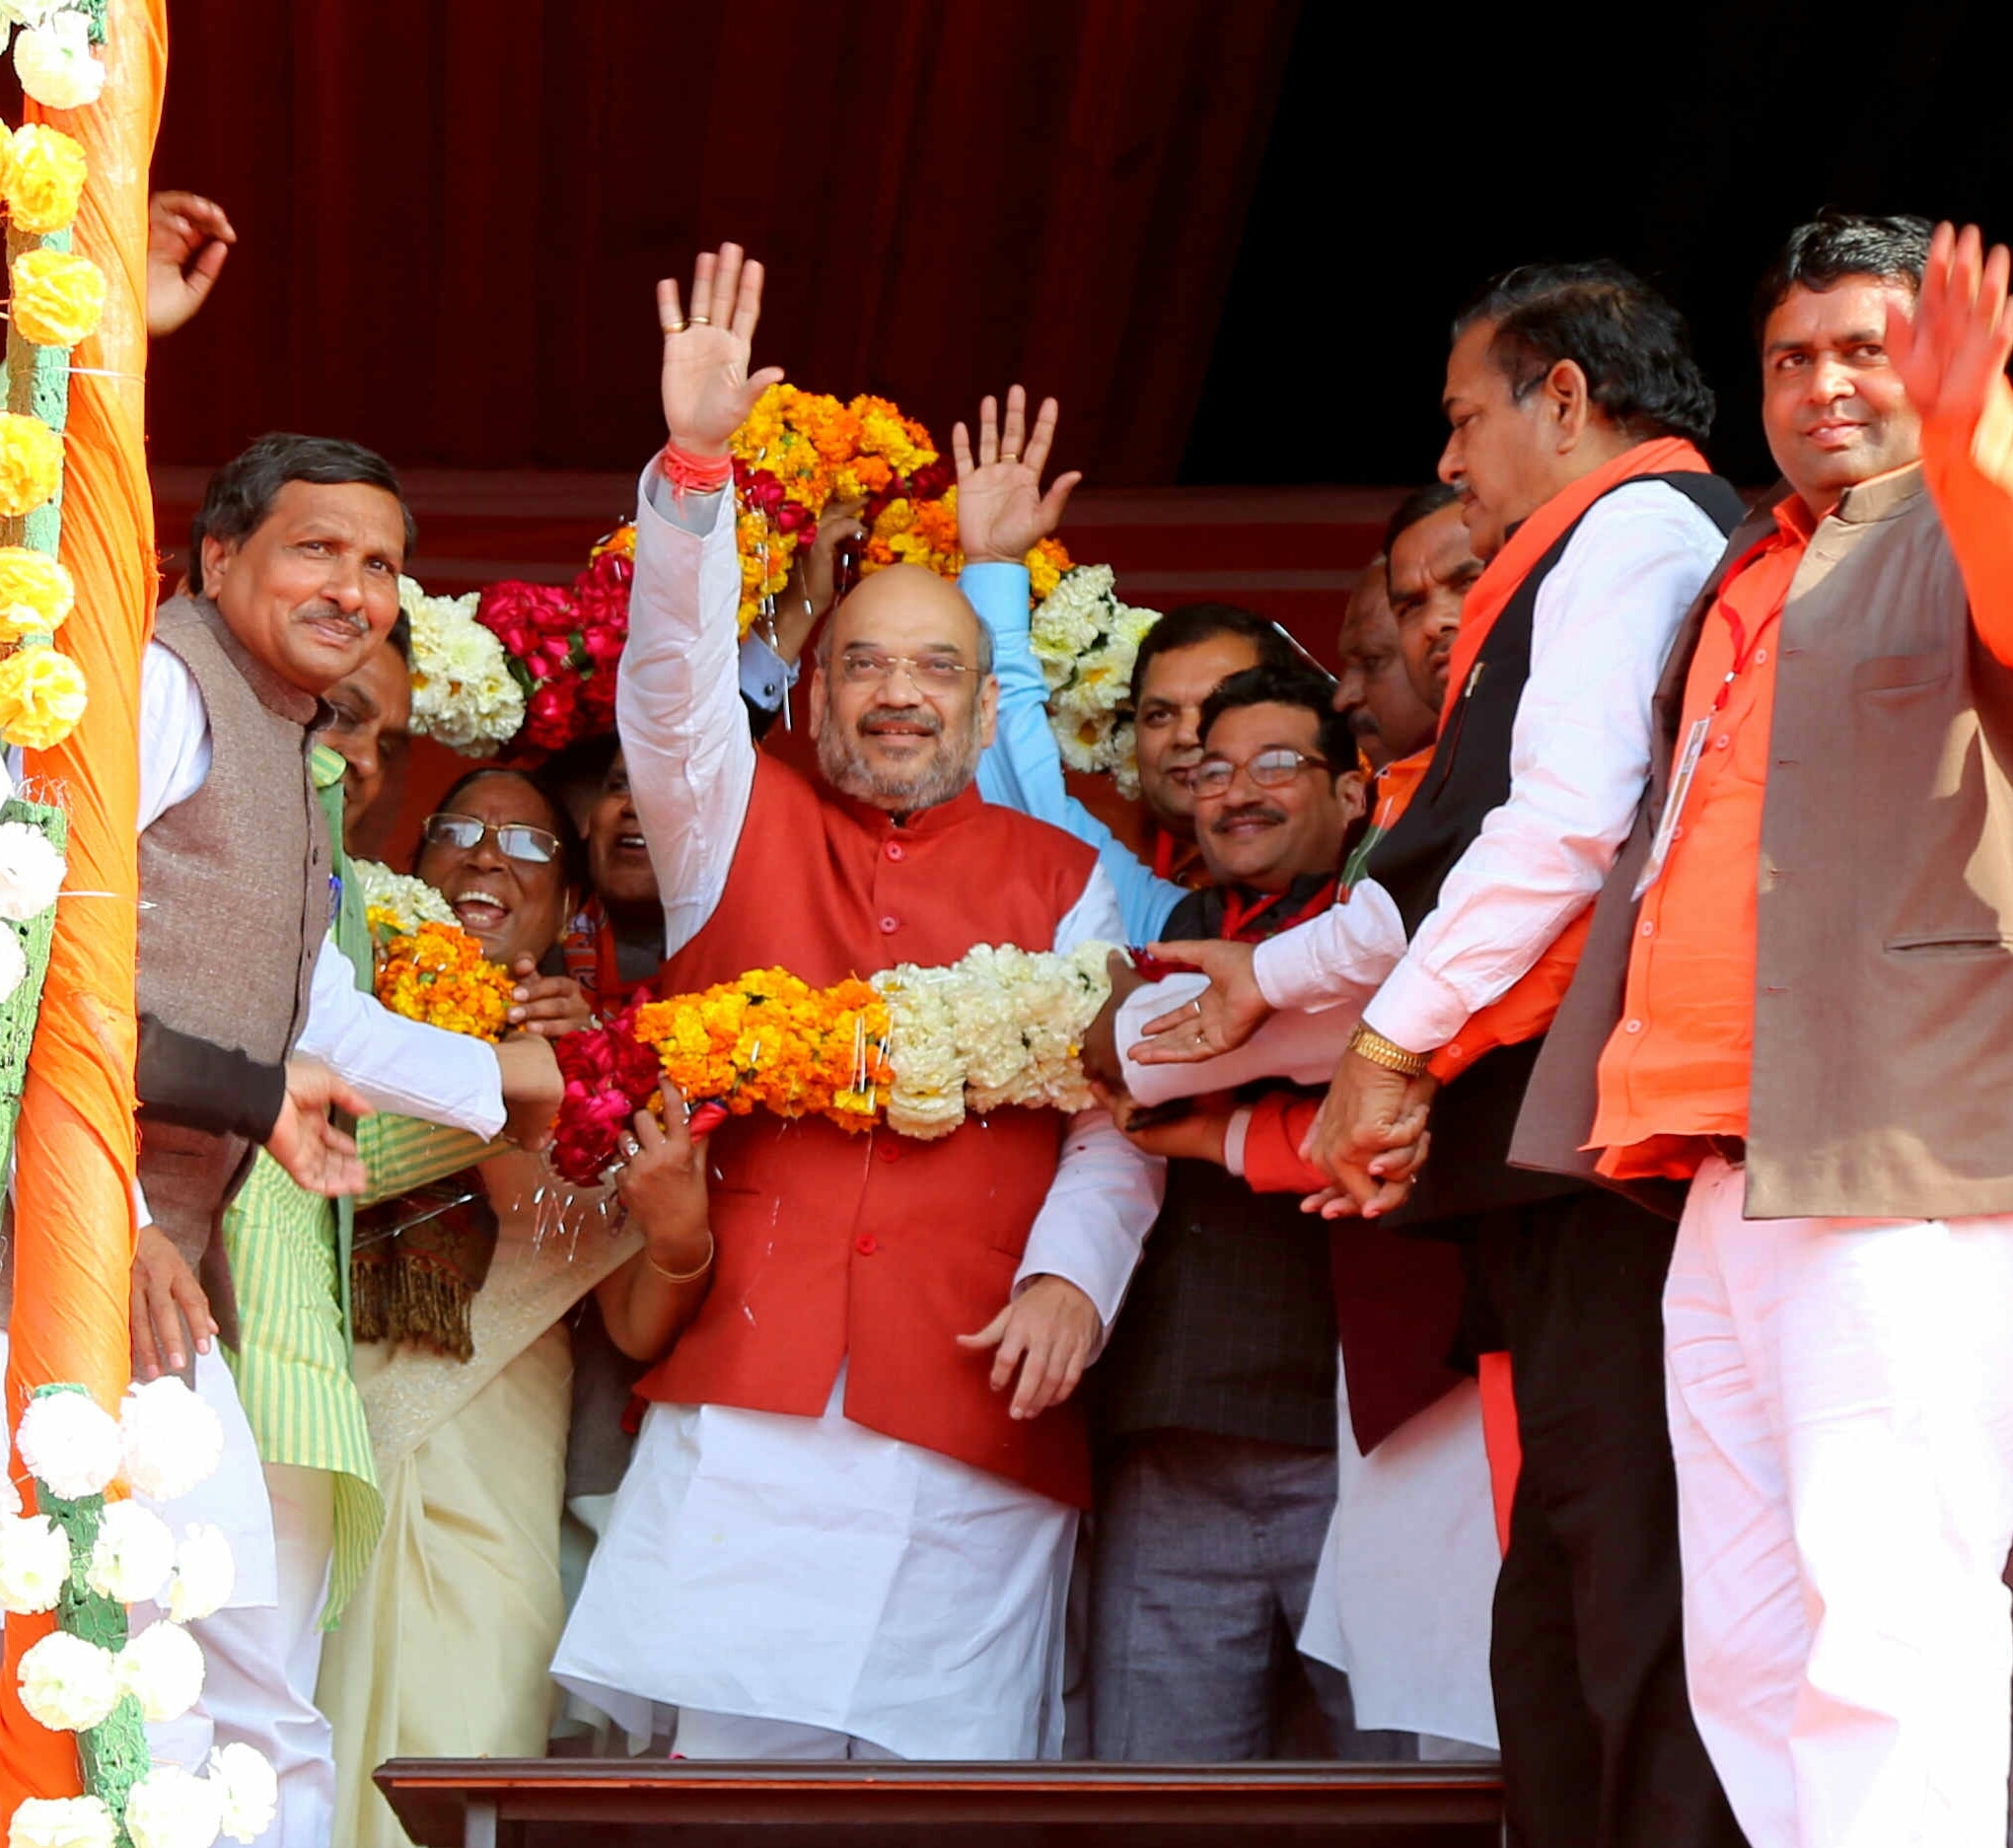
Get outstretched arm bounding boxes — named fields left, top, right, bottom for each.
left=959, top=388, right=1184, bottom=941
left=619, top=243, right=786, bottom=957
left=1887, top=221, right=2013, bottom=663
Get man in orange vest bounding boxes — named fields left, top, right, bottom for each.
left=1126, top=263, right=1748, bottom=1846
left=550, top=244, right=1161, bottom=1760
left=1514, top=213, right=2013, bottom=1847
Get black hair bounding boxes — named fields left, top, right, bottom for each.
left=189, top=432, right=416, bottom=595
left=1383, top=482, right=1461, bottom=559
left=1198, top=664, right=1356, bottom=776
left=419, top=762, right=588, bottom=896
left=1453, top=260, right=1716, bottom=444
left=386, top=610, right=411, bottom=665
left=1752, top=209, right=1934, bottom=344
left=541, top=731, right=623, bottom=823
left=1128, top=602, right=1297, bottom=709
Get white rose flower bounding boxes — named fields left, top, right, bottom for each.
left=0, top=1, right=68, bottom=31
left=116, top=1618, right=205, bottom=1724
left=352, top=860, right=456, bottom=934
left=7, top=1794, right=117, bottom=1848
left=0, top=819, right=64, bottom=920
left=1112, top=723, right=1142, bottom=801
left=205, top=1743, right=278, bottom=1845
left=16, top=1389, right=121, bottom=1502
left=84, top=1500, right=175, bottom=1604
left=118, top=1377, right=224, bottom=1502
left=17, top=1630, right=118, bottom=1733
left=13, top=11, right=105, bottom=110
left=400, top=577, right=526, bottom=753
left=0, top=1512, right=71, bottom=1614
left=121, top=1765, right=223, bottom=1848
left=1112, top=602, right=1163, bottom=649
left=167, top=1524, right=235, bottom=1624
left=1055, top=705, right=1116, bottom=775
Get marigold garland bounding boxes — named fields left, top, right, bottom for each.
left=549, top=942, right=1114, bottom=1185
left=373, top=920, right=516, bottom=1043
left=8, top=245, right=105, bottom=348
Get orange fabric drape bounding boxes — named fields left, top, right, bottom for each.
left=0, top=0, right=166, bottom=1813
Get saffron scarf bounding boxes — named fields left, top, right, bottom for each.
left=1439, top=436, right=1712, bottom=728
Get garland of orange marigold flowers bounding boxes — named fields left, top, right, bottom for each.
left=373, top=920, right=516, bottom=1042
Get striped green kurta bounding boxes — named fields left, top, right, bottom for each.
left=221, top=748, right=499, bottom=1624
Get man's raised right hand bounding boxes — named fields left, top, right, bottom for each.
left=657, top=242, right=785, bottom=458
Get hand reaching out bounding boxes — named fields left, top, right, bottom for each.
left=958, top=1274, right=1102, bottom=1421
left=657, top=242, right=786, bottom=458
left=1887, top=222, right=2013, bottom=462
left=953, top=385, right=1082, bottom=564
left=146, top=191, right=236, bottom=338
left=1128, top=939, right=1272, bottom=1065
left=265, top=1056, right=372, bottom=1197
left=506, top=957, right=594, bottom=1037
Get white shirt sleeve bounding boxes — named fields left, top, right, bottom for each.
left=1250, top=879, right=1408, bottom=1015
left=614, top=469, right=758, bottom=959
left=139, top=641, right=214, bottom=830
left=294, top=938, right=506, bottom=1137
left=1361, top=482, right=1727, bottom=1052
left=1013, top=863, right=1165, bottom=1331
left=1116, top=970, right=1363, bottom=1104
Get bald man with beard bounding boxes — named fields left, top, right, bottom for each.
left=552, top=243, right=1161, bottom=1761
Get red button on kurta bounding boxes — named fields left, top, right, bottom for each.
left=876, top=1142, right=899, bottom=1163
left=885, top=840, right=905, bottom=862
left=879, top=915, right=899, bottom=934
left=855, top=1234, right=879, bottom=1255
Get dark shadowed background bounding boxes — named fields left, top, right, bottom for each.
left=149, top=0, right=2013, bottom=490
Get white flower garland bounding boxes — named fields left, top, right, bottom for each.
left=1031, top=565, right=1161, bottom=799
left=872, top=940, right=1114, bottom=1140
left=8, top=7, right=104, bottom=110
left=118, top=1376, right=224, bottom=1502
left=398, top=575, right=525, bottom=756
left=352, top=859, right=457, bottom=935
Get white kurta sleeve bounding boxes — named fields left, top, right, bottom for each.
left=293, top=937, right=506, bottom=1136
left=1360, top=482, right=1729, bottom=1054
left=616, top=468, right=759, bottom=960
left=1116, top=972, right=1364, bottom=1104
left=1013, top=864, right=1164, bottom=1329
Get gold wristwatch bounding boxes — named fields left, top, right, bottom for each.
left=1347, top=1021, right=1431, bottom=1078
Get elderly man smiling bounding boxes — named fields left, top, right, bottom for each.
left=552, top=244, right=1160, bottom=1761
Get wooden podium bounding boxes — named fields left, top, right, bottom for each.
left=375, top=1759, right=1504, bottom=1847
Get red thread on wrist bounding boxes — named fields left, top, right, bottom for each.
left=660, top=441, right=734, bottom=501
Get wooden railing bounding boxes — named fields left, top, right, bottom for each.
left=376, top=1758, right=1505, bottom=1848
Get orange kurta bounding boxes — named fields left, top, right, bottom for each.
left=1588, top=504, right=1812, bottom=1179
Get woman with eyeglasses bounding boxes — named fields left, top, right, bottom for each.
left=318, top=765, right=710, bottom=1845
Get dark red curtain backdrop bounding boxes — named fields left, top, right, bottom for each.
left=148, top=0, right=1299, bottom=480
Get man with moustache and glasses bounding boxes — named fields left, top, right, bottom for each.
left=552, top=244, right=1161, bottom=1761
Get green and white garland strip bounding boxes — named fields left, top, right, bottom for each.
left=4, top=1381, right=278, bottom=1848
left=1030, top=565, right=1161, bottom=800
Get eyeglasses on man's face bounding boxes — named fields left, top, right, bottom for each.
left=421, top=812, right=562, bottom=866
left=1189, top=747, right=1332, bottom=801
left=834, top=648, right=980, bottom=692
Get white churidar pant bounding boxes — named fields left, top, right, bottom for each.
left=1665, top=1156, right=2013, bottom=1848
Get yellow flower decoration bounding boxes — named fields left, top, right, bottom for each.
left=0, top=642, right=86, bottom=748
left=2, top=124, right=88, bottom=238
left=0, top=414, right=63, bottom=519
left=9, top=248, right=105, bottom=349
left=374, top=921, right=515, bottom=1041
left=0, top=547, right=73, bottom=642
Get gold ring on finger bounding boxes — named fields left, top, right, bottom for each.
left=1001, top=452, right=1019, bottom=464
left=690, top=314, right=711, bottom=325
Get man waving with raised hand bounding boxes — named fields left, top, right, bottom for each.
left=552, top=244, right=1160, bottom=1762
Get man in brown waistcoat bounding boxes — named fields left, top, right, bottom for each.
left=132, top=432, right=560, bottom=1843
left=1512, top=214, right=2013, bottom=1846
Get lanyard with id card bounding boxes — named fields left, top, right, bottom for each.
left=1633, top=715, right=1711, bottom=899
